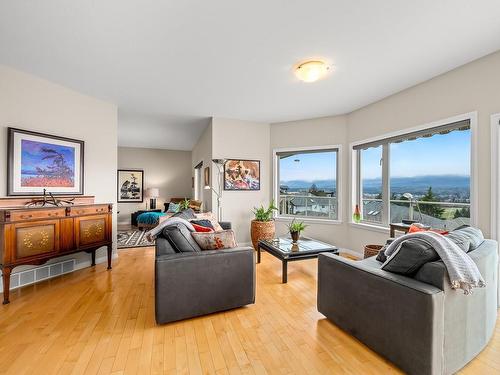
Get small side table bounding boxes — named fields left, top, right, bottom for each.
left=389, top=223, right=411, bottom=237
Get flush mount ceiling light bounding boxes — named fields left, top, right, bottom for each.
left=294, top=60, right=330, bottom=83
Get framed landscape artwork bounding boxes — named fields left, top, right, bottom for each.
left=7, top=128, right=84, bottom=196
left=117, top=169, right=144, bottom=203
left=224, top=159, right=260, bottom=191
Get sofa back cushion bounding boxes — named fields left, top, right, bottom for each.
left=172, top=208, right=197, bottom=220
left=162, top=223, right=201, bottom=252
left=381, top=238, right=439, bottom=276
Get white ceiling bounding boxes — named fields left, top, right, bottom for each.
left=1, top=1, right=500, bottom=150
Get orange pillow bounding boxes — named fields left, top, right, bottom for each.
left=408, top=224, right=426, bottom=233
left=192, top=223, right=214, bottom=233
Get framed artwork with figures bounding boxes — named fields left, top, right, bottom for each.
left=224, top=159, right=260, bottom=191
left=7, top=127, right=85, bottom=196
left=117, top=169, right=144, bottom=203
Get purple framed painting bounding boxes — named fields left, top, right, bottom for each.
left=7, top=128, right=84, bottom=195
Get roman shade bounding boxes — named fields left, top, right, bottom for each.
left=353, top=119, right=470, bottom=151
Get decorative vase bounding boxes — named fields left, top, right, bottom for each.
left=250, top=220, right=275, bottom=251
left=290, top=231, right=300, bottom=243
left=353, top=204, right=361, bottom=223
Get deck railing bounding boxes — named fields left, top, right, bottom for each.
left=278, top=194, right=338, bottom=219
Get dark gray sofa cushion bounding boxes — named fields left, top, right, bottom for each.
left=162, top=223, right=201, bottom=252
left=173, top=208, right=196, bottom=220
left=381, top=239, right=439, bottom=275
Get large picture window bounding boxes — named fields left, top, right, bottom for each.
left=274, top=146, right=340, bottom=221
left=353, top=118, right=472, bottom=230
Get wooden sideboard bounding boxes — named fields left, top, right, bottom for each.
left=0, top=199, right=113, bottom=304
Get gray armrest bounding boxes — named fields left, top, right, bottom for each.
left=317, top=253, right=445, bottom=375
left=155, top=247, right=255, bottom=324
left=219, top=221, right=232, bottom=230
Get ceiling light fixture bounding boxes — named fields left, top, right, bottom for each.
left=295, top=60, right=330, bottom=83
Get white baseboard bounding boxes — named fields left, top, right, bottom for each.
left=75, top=252, right=119, bottom=271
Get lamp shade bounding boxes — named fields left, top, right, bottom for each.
left=146, top=188, right=159, bottom=198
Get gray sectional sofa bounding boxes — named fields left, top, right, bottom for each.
left=317, top=239, right=498, bottom=375
left=154, top=220, right=255, bottom=324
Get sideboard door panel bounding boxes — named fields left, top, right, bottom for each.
left=12, top=220, right=60, bottom=261
left=75, top=215, right=108, bottom=248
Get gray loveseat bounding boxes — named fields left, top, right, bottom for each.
left=317, top=239, right=498, bottom=375
left=155, top=221, right=255, bottom=324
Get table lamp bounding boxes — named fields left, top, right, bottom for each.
left=146, top=188, right=159, bottom=210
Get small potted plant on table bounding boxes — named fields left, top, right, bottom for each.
left=250, top=201, right=278, bottom=251
left=287, top=219, right=307, bottom=243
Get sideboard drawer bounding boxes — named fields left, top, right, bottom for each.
left=9, top=208, right=66, bottom=222
left=69, top=205, right=109, bottom=216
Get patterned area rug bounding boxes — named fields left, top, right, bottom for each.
left=117, top=229, right=155, bottom=249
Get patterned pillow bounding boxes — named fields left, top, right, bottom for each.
left=191, top=230, right=237, bottom=250
left=192, top=223, right=214, bottom=233
left=194, top=212, right=223, bottom=232
left=167, top=202, right=180, bottom=213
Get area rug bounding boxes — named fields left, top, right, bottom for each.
left=117, top=229, right=154, bottom=249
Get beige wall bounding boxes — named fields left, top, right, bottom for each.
left=270, top=50, right=500, bottom=256
left=0, top=65, right=118, bottom=270
left=212, top=118, right=271, bottom=244
left=117, top=147, right=192, bottom=224
left=191, top=122, right=213, bottom=211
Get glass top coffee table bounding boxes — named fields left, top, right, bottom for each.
left=258, top=236, right=339, bottom=283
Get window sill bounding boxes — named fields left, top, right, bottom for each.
left=349, top=222, right=390, bottom=234
left=274, top=216, right=343, bottom=225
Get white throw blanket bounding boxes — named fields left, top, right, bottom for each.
left=384, top=231, right=485, bottom=294
left=145, top=217, right=195, bottom=242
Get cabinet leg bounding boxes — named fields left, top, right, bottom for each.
left=91, top=250, right=96, bottom=267
left=2, top=267, right=11, bottom=305
left=257, top=246, right=261, bottom=264
left=107, top=245, right=112, bottom=270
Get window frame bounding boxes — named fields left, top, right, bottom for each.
left=350, top=112, right=478, bottom=230
left=272, top=144, right=343, bottom=224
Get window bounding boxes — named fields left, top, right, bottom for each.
left=274, top=146, right=340, bottom=221
left=353, top=118, right=472, bottom=230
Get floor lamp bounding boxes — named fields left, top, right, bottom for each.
left=204, top=159, right=225, bottom=221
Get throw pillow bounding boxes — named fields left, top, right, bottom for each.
left=445, top=231, right=471, bottom=253
left=162, top=223, right=201, bottom=252
left=190, top=219, right=214, bottom=230
left=381, top=239, right=439, bottom=276
left=451, top=226, right=484, bottom=251
left=191, top=230, right=237, bottom=250
left=194, top=212, right=224, bottom=232
left=166, top=202, right=180, bottom=213
left=192, top=223, right=214, bottom=233
left=173, top=208, right=196, bottom=220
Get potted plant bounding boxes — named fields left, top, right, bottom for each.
left=287, top=219, right=307, bottom=243
left=250, top=201, right=278, bottom=251
left=179, top=198, right=191, bottom=211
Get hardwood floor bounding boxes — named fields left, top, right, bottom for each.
left=0, top=247, right=498, bottom=374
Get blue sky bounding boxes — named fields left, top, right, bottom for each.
left=280, top=129, right=471, bottom=181
left=362, top=129, right=471, bottom=179
left=280, top=151, right=336, bottom=181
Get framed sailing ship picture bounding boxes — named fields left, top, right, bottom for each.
left=7, top=127, right=84, bottom=196
left=117, top=169, right=144, bottom=203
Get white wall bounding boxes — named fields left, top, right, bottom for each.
left=270, top=50, right=500, bottom=256
left=191, top=121, right=213, bottom=211
left=270, top=115, right=351, bottom=249
left=117, top=147, right=192, bottom=224
left=0, top=65, right=117, bottom=270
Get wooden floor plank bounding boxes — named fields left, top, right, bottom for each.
left=0, top=247, right=498, bottom=374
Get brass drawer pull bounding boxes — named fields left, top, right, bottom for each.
left=76, top=210, right=85, bottom=215
left=96, top=208, right=105, bottom=212
left=48, top=212, right=59, bottom=217
left=20, top=214, right=33, bottom=219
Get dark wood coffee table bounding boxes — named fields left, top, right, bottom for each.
left=258, top=236, right=339, bottom=283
